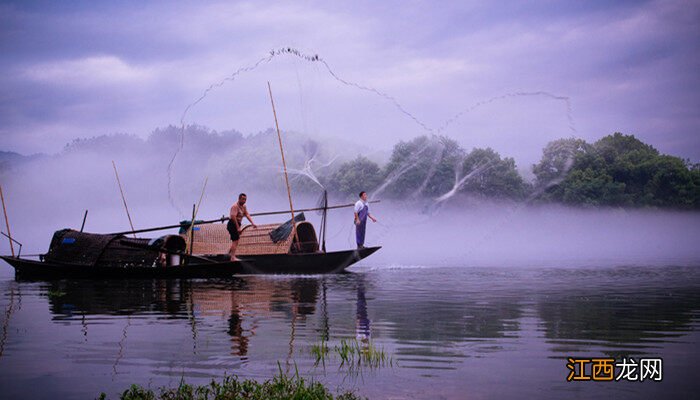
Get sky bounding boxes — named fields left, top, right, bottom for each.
left=1, top=0, right=699, bottom=170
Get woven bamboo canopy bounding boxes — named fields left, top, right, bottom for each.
left=183, top=221, right=318, bottom=256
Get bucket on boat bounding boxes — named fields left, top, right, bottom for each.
left=168, top=254, right=181, bottom=267
left=154, top=235, right=186, bottom=267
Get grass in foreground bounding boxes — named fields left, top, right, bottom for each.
left=98, top=366, right=365, bottom=400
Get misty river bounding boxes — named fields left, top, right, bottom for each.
left=3, top=1, right=699, bottom=398
left=0, top=263, right=698, bottom=399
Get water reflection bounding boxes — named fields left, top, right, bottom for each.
left=0, top=266, right=698, bottom=399
left=9, top=268, right=696, bottom=355
left=535, top=270, right=700, bottom=356
left=43, top=277, right=323, bottom=356
left=0, top=282, right=19, bottom=358
left=356, top=280, right=371, bottom=342
left=25, top=268, right=700, bottom=364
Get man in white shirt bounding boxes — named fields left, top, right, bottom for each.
left=354, top=191, right=377, bottom=249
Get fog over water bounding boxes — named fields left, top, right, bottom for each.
left=0, top=142, right=698, bottom=272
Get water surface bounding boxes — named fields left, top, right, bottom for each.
left=0, top=264, right=698, bottom=399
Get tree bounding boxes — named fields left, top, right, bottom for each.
left=460, top=147, right=529, bottom=199
left=382, top=135, right=466, bottom=198
left=533, top=138, right=591, bottom=188
left=643, top=155, right=699, bottom=208
left=327, top=156, right=383, bottom=199
left=534, top=132, right=700, bottom=208
left=559, top=168, right=627, bottom=206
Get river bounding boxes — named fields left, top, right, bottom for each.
left=0, top=263, right=698, bottom=399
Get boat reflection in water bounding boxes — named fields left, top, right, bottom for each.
left=43, top=275, right=371, bottom=362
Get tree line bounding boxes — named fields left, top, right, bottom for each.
left=318, top=132, right=700, bottom=209
left=2, top=126, right=698, bottom=209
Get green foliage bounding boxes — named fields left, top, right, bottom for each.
left=532, top=138, right=591, bottom=186
left=46, top=289, right=66, bottom=299
left=311, top=338, right=394, bottom=372
left=534, top=132, right=700, bottom=208
left=373, top=136, right=528, bottom=200
left=327, top=156, right=384, bottom=199
left=310, top=339, right=330, bottom=368
left=460, top=147, right=529, bottom=199
left=381, top=135, right=433, bottom=198
left=119, top=384, right=156, bottom=400
left=102, top=369, right=365, bottom=400
left=381, top=135, right=465, bottom=198
left=559, top=168, right=626, bottom=206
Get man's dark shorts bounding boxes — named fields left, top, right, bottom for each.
left=227, top=220, right=240, bottom=241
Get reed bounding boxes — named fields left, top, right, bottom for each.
left=310, top=338, right=330, bottom=368
left=97, top=366, right=365, bottom=400
left=46, top=289, right=66, bottom=299
left=311, top=338, right=394, bottom=370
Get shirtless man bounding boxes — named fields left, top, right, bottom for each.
left=228, top=193, right=257, bottom=261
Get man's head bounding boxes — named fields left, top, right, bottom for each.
left=238, top=193, right=247, bottom=205
left=359, top=191, right=367, bottom=201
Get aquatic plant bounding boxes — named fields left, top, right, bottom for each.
left=311, top=338, right=330, bottom=368
left=97, top=366, right=365, bottom=400
left=311, top=338, right=393, bottom=370
left=336, top=339, right=393, bottom=369
left=46, top=289, right=66, bottom=299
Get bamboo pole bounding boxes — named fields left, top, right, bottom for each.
left=267, top=82, right=298, bottom=249
left=0, top=185, right=15, bottom=257
left=112, top=161, right=136, bottom=238
left=188, top=204, right=195, bottom=256
left=80, top=210, right=88, bottom=232
left=194, top=177, right=208, bottom=218
left=107, top=200, right=380, bottom=236
left=321, top=190, right=328, bottom=253
left=186, top=177, right=208, bottom=255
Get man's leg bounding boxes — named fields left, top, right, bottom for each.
left=356, top=220, right=366, bottom=248
left=230, top=240, right=241, bottom=261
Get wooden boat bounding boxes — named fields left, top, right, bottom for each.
left=0, top=229, right=243, bottom=279
left=185, top=218, right=380, bottom=274
left=0, top=213, right=381, bottom=279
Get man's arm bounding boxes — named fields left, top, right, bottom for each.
left=368, top=213, right=377, bottom=223
left=245, top=208, right=257, bottom=228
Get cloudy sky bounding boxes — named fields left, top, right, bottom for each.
left=1, top=0, right=699, bottom=168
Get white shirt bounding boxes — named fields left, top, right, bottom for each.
left=354, top=199, right=368, bottom=213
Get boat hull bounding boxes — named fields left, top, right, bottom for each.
left=0, top=246, right=380, bottom=278
left=0, top=256, right=244, bottom=279
left=237, top=246, right=381, bottom=274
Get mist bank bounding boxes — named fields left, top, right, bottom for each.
left=0, top=124, right=699, bottom=268
left=0, top=181, right=698, bottom=270
left=358, top=201, right=700, bottom=268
